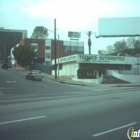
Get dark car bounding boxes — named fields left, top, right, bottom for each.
left=1, top=63, right=8, bottom=69
left=26, top=71, right=43, bottom=81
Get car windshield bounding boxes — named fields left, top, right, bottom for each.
left=32, top=70, right=40, bottom=73
left=33, top=72, right=41, bottom=76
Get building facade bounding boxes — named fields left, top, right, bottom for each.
left=19, top=38, right=45, bottom=62
left=52, top=54, right=140, bottom=83
left=11, top=38, right=84, bottom=73
left=0, top=27, right=27, bottom=62
left=45, top=39, right=84, bottom=62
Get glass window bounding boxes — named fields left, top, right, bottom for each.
left=46, top=46, right=50, bottom=49
left=74, top=46, right=78, bottom=52
left=45, top=53, right=50, bottom=58
left=63, top=45, right=71, bottom=52
left=67, top=46, right=71, bottom=52
left=63, top=46, right=67, bottom=52
left=78, top=46, right=84, bottom=52
left=71, top=46, right=75, bottom=52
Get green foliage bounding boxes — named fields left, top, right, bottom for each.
left=98, top=37, right=140, bottom=55
left=113, top=39, right=127, bottom=53
left=77, top=66, right=102, bottom=79
left=12, top=43, right=37, bottom=67
left=31, top=26, right=48, bottom=39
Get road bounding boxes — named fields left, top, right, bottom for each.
left=0, top=68, right=140, bottom=140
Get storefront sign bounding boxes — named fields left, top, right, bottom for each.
left=59, top=55, right=77, bottom=63
left=78, top=54, right=125, bottom=63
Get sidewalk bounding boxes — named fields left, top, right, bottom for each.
left=43, top=73, right=140, bottom=87
left=15, top=67, right=140, bottom=87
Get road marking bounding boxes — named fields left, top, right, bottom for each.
left=6, top=81, right=17, bottom=83
left=93, top=122, right=137, bottom=137
left=0, top=104, right=24, bottom=109
left=0, top=116, right=46, bottom=125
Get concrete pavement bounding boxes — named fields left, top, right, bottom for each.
left=44, top=74, right=140, bottom=87
left=14, top=67, right=140, bottom=88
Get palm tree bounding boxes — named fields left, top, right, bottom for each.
left=86, top=31, right=93, bottom=54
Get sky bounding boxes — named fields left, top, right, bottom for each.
left=0, top=0, right=140, bottom=54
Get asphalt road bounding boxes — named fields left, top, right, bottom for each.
left=0, top=68, right=140, bottom=140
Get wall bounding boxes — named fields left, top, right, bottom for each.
left=52, top=61, right=79, bottom=77
left=19, top=38, right=45, bottom=59
left=107, top=70, right=140, bottom=83
left=72, top=75, right=103, bottom=84
left=51, top=40, right=84, bottom=61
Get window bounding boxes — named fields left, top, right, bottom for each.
left=63, top=46, right=70, bottom=52
left=71, top=46, right=75, bottom=51
left=63, top=45, right=84, bottom=54
left=46, top=46, right=50, bottom=49
left=31, top=43, right=38, bottom=54
left=78, top=47, right=84, bottom=52
left=74, top=46, right=78, bottom=52
left=45, top=53, right=51, bottom=58
left=67, top=46, right=71, bottom=52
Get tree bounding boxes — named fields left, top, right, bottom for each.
left=12, top=43, right=37, bottom=67
left=126, top=37, right=140, bottom=48
left=106, top=45, right=115, bottom=54
left=113, top=39, right=127, bottom=53
left=86, top=31, right=93, bottom=55
left=134, top=39, right=140, bottom=48
left=31, top=26, right=49, bottom=39
left=126, top=37, right=136, bottom=48
left=98, top=49, right=108, bottom=55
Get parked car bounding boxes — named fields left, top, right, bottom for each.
left=1, top=63, right=8, bottom=69
left=26, top=71, right=43, bottom=81
left=31, top=70, right=41, bottom=74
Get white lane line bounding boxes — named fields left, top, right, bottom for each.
left=6, top=81, right=17, bottom=83
left=93, top=122, right=137, bottom=137
left=0, top=116, right=46, bottom=125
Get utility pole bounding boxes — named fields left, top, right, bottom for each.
left=57, top=35, right=59, bottom=80
left=4, top=44, right=6, bottom=63
left=54, top=18, right=57, bottom=79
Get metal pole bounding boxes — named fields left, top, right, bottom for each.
left=54, top=18, right=57, bottom=79
left=57, top=35, right=59, bottom=80
left=138, top=56, right=139, bottom=75
left=4, top=44, right=6, bottom=63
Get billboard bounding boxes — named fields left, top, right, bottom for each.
left=68, top=31, right=81, bottom=38
left=98, top=17, right=140, bottom=37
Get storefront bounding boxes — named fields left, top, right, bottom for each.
left=52, top=54, right=140, bottom=83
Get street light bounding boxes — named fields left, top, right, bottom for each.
left=48, top=30, right=60, bottom=79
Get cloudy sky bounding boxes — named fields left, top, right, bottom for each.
left=0, top=0, right=140, bottom=54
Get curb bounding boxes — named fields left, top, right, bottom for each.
left=14, top=68, right=140, bottom=87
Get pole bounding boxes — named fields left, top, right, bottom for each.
left=54, top=18, right=57, bottom=79
left=58, top=35, right=59, bottom=80
left=138, top=56, right=139, bottom=75
left=4, top=44, right=6, bottom=63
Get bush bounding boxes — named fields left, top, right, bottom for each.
left=77, top=66, right=102, bottom=79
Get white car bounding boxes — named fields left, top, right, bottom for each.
left=26, top=71, right=43, bottom=81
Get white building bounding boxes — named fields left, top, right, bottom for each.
left=52, top=54, right=140, bottom=83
